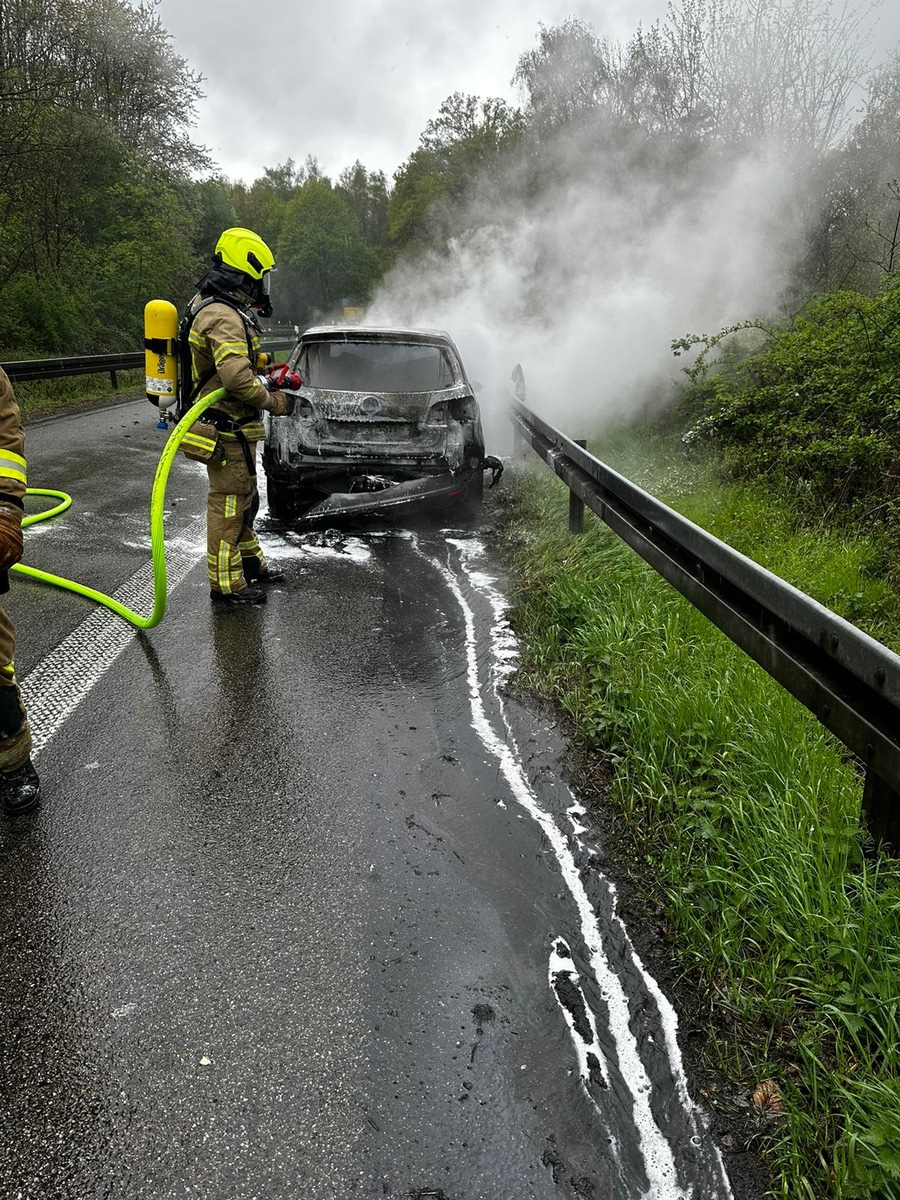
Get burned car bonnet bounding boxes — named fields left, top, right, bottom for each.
left=262, top=327, right=500, bottom=523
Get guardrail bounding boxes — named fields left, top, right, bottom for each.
left=2, top=352, right=144, bottom=385
left=1, top=337, right=297, bottom=388
left=510, top=392, right=900, bottom=853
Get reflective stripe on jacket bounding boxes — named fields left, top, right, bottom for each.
left=0, top=369, right=26, bottom=507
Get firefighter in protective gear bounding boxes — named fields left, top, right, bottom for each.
left=0, top=368, right=40, bottom=813
left=187, top=228, right=293, bottom=606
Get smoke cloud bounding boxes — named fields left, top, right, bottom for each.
left=368, top=130, right=812, bottom=455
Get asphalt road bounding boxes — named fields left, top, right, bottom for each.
left=0, top=399, right=736, bottom=1199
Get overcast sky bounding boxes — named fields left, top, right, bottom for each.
left=152, top=0, right=675, bottom=183
left=151, top=0, right=900, bottom=187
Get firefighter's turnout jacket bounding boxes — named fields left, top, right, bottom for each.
left=186, top=294, right=279, bottom=595
left=0, top=368, right=32, bottom=770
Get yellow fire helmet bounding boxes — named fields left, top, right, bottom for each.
left=214, top=227, right=275, bottom=280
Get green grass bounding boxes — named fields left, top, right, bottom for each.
left=11, top=369, right=144, bottom=420
left=499, top=441, right=900, bottom=1199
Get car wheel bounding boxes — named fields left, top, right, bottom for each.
left=441, top=471, right=483, bottom=528
left=266, top=478, right=298, bottom=520
left=461, top=469, right=484, bottom=521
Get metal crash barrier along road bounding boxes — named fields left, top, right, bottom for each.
left=1, top=329, right=297, bottom=388
left=510, top=389, right=900, bottom=853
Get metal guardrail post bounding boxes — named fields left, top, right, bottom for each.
left=862, top=771, right=900, bottom=853
left=569, top=441, right=586, bottom=533
left=510, top=365, right=528, bottom=460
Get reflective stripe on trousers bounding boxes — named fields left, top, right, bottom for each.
left=205, top=438, right=267, bottom=594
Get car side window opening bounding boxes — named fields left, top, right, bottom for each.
left=300, top=342, right=457, bottom=392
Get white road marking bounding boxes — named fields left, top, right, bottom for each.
left=21, top=521, right=204, bottom=758
left=18, top=500, right=375, bottom=758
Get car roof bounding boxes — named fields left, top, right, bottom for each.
left=300, top=325, right=456, bottom=347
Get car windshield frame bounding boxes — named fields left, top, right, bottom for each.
left=297, top=339, right=460, bottom=393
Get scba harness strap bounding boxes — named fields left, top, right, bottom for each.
left=176, top=293, right=260, bottom=421
left=176, top=293, right=264, bottom=476
left=201, top=408, right=259, bottom=478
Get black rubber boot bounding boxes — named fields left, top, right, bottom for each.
left=1, top=758, right=41, bottom=815
left=242, top=558, right=285, bottom=584
left=258, top=565, right=285, bottom=583
left=210, top=585, right=267, bottom=606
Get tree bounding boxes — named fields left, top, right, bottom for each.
left=276, top=181, right=378, bottom=322
left=337, top=161, right=389, bottom=247
left=387, top=92, right=523, bottom=250
left=0, top=0, right=210, bottom=351
left=838, top=52, right=900, bottom=282
left=419, top=92, right=524, bottom=162
left=226, top=176, right=289, bottom=255
left=513, top=19, right=610, bottom=132
left=0, top=0, right=208, bottom=181
left=189, top=179, right=239, bottom=261
left=225, top=156, right=332, bottom=261
left=259, top=158, right=306, bottom=201
left=513, top=1, right=877, bottom=152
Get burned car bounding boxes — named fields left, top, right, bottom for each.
left=261, top=326, right=500, bottom=523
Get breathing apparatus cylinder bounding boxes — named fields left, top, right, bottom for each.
left=143, top=300, right=179, bottom=409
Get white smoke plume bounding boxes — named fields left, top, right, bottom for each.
left=368, top=136, right=813, bottom=455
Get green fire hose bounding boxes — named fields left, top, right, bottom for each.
left=11, top=387, right=228, bottom=630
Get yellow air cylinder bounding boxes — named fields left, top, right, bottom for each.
left=144, top=299, right=179, bottom=408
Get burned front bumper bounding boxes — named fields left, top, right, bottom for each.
left=286, top=469, right=486, bottom=526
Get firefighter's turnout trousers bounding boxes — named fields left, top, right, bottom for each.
left=0, top=367, right=32, bottom=772
left=0, top=607, right=31, bottom=772
left=206, top=433, right=268, bottom=595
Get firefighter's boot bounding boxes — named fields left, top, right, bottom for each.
left=210, top=584, right=267, bottom=606
left=242, top=557, right=285, bottom=584
left=1, top=757, right=41, bottom=815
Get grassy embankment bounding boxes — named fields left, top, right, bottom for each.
left=11, top=370, right=144, bottom=421
left=498, top=430, right=900, bottom=1200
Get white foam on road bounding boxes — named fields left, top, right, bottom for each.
left=276, top=532, right=373, bottom=565
left=549, top=937, right=614, bottom=1094
left=419, top=534, right=734, bottom=1200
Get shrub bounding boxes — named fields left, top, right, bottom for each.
left=675, top=281, right=900, bottom=532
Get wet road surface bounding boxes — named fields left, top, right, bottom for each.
left=0, top=401, right=735, bottom=1198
